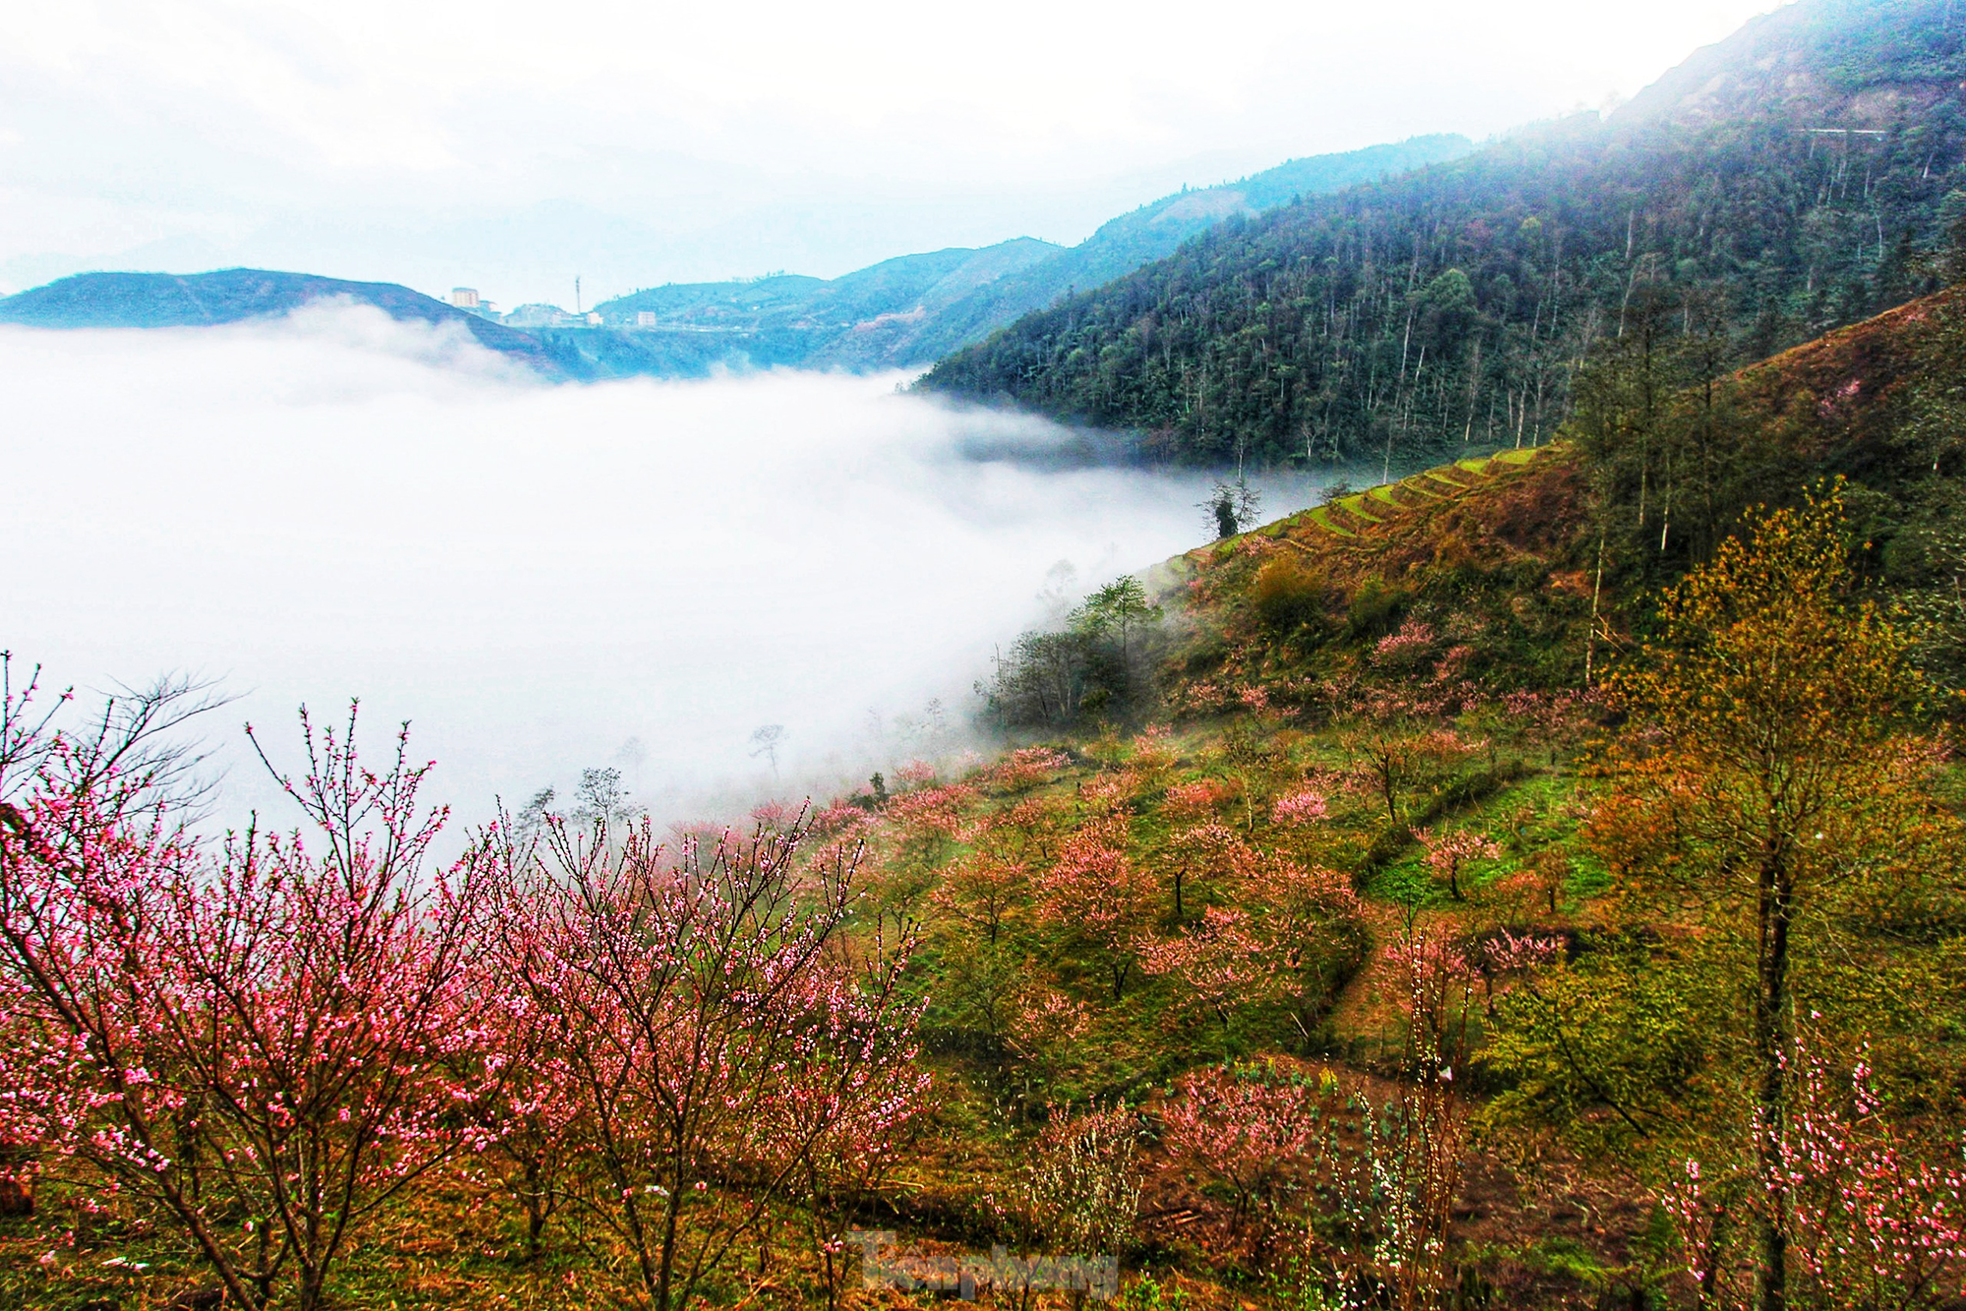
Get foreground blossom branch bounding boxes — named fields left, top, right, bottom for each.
left=0, top=700, right=493, bottom=1311
left=1346, top=927, right=1481, bottom=1310
left=1663, top=1034, right=1966, bottom=1311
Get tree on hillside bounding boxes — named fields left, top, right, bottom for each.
left=1592, top=488, right=1953, bottom=1311
left=494, top=815, right=925, bottom=1311
left=1160, top=1066, right=1336, bottom=1264
left=983, top=576, right=1168, bottom=729
left=1039, top=806, right=1155, bottom=1001
left=1572, top=280, right=1777, bottom=591
left=1075, top=576, right=1163, bottom=665
left=573, top=764, right=641, bottom=829
left=750, top=723, right=788, bottom=776
left=1204, top=480, right=1263, bottom=539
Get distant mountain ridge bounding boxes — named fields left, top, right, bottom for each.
left=0, top=269, right=569, bottom=375
left=572, top=238, right=1065, bottom=377
left=0, top=134, right=1472, bottom=383
left=580, top=135, right=1473, bottom=376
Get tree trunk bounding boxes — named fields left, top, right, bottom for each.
left=298, top=1266, right=327, bottom=1311
left=657, top=1188, right=683, bottom=1311
left=1752, top=850, right=1795, bottom=1311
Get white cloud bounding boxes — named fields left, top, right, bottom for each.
left=0, top=305, right=1321, bottom=824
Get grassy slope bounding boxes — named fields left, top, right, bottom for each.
left=0, top=451, right=1627, bottom=1311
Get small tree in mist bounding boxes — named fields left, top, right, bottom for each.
left=1036, top=560, right=1081, bottom=624
left=573, top=765, right=640, bottom=830
left=984, top=575, right=1166, bottom=730
left=1076, top=577, right=1163, bottom=666
left=750, top=723, right=788, bottom=776
left=1203, top=479, right=1263, bottom=539
left=515, top=785, right=558, bottom=846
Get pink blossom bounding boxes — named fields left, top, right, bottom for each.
left=1372, top=618, right=1439, bottom=668
left=983, top=747, right=1070, bottom=792
left=1270, top=789, right=1329, bottom=826
left=1165, top=778, right=1234, bottom=817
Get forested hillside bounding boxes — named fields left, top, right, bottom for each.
left=810, top=136, right=1473, bottom=369
left=919, top=0, right=1966, bottom=470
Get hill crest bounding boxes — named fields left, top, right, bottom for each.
left=0, top=268, right=569, bottom=376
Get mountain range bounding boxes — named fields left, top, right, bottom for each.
left=0, top=136, right=1471, bottom=381
left=580, top=135, right=1472, bottom=373
left=0, top=268, right=569, bottom=371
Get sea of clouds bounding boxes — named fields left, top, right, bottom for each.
left=0, top=303, right=1326, bottom=828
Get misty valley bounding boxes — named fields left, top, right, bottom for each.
left=0, top=310, right=1319, bottom=818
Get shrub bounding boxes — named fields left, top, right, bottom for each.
left=1250, top=558, right=1332, bottom=638
left=1345, top=579, right=1408, bottom=640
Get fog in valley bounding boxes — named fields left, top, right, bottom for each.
left=0, top=304, right=1325, bottom=826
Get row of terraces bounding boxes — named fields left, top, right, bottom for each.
left=1141, top=443, right=1567, bottom=604
left=1221, top=446, right=1561, bottom=555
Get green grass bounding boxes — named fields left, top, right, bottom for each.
left=1306, top=506, right=1357, bottom=537
left=1335, top=494, right=1384, bottom=524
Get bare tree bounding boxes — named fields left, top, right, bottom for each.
left=573, top=767, right=640, bottom=830
left=0, top=653, right=230, bottom=822
left=749, top=724, right=787, bottom=777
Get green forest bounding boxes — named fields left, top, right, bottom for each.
left=919, top=0, right=1966, bottom=472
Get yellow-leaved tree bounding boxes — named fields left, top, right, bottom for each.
left=1591, top=485, right=1956, bottom=1311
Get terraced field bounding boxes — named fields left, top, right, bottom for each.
left=1145, top=444, right=1566, bottom=600
left=1258, top=446, right=1556, bottom=544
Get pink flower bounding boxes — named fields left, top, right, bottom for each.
left=1270, top=790, right=1329, bottom=826
left=1166, top=778, right=1234, bottom=816
left=1372, top=618, right=1438, bottom=668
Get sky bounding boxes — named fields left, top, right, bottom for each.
left=1, top=0, right=1786, bottom=306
